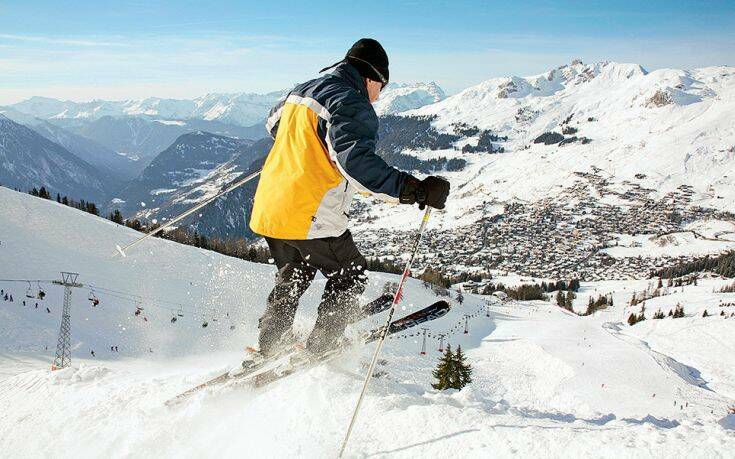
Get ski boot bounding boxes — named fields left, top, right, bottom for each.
left=241, top=332, right=304, bottom=370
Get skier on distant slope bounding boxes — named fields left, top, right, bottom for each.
left=248, top=38, right=450, bottom=361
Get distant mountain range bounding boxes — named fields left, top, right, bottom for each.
left=7, top=92, right=287, bottom=127
left=4, top=82, right=445, bottom=128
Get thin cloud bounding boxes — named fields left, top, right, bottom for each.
left=0, top=33, right=124, bottom=47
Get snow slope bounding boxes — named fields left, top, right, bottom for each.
left=1, top=187, right=733, bottom=457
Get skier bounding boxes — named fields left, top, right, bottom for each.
left=248, top=38, right=450, bottom=361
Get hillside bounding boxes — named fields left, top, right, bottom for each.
left=0, top=115, right=117, bottom=202
left=108, top=133, right=270, bottom=239
left=1, top=187, right=733, bottom=456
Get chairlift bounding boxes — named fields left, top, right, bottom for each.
left=88, top=289, right=100, bottom=307
left=202, top=320, right=209, bottom=328
left=25, top=282, right=34, bottom=299
left=170, top=315, right=177, bottom=324
left=36, top=282, right=46, bottom=300
left=135, top=305, right=144, bottom=316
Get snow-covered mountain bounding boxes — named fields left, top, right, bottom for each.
left=108, top=131, right=266, bottom=235
left=1, top=186, right=733, bottom=456
left=373, top=82, right=445, bottom=116
left=405, top=61, right=735, bottom=211
left=0, top=115, right=116, bottom=202
left=8, top=92, right=287, bottom=128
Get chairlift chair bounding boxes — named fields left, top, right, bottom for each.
left=88, top=289, right=100, bottom=306
left=25, top=282, right=34, bottom=299
left=36, top=282, right=46, bottom=300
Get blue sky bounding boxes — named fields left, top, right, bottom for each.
left=1, top=0, right=733, bottom=104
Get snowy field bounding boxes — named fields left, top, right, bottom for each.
left=1, top=187, right=734, bottom=458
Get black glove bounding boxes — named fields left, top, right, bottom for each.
left=400, top=175, right=450, bottom=210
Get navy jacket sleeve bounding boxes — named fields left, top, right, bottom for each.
left=326, top=96, right=407, bottom=201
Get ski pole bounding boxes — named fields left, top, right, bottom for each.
left=111, top=169, right=261, bottom=258
left=338, top=206, right=432, bottom=458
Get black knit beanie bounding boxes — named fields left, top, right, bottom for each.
left=320, top=38, right=389, bottom=87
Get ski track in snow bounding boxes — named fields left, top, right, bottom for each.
left=603, top=322, right=713, bottom=392
left=1, top=187, right=734, bottom=457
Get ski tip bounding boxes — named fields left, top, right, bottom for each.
left=115, top=244, right=127, bottom=258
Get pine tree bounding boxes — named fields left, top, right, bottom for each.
left=556, top=290, right=564, bottom=307
left=432, top=344, right=455, bottom=390
left=456, top=290, right=465, bottom=305
left=109, top=209, right=124, bottom=224
left=702, top=309, right=709, bottom=317
left=628, top=312, right=639, bottom=326
left=454, top=345, right=473, bottom=389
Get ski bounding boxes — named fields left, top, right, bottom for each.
left=248, top=300, right=451, bottom=389
left=166, top=292, right=395, bottom=406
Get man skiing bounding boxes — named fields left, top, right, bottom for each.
left=249, top=38, right=450, bottom=360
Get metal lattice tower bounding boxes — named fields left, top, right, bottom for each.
left=52, top=272, right=82, bottom=370
left=419, top=328, right=429, bottom=355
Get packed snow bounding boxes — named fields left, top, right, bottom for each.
left=1, top=187, right=733, bottom=457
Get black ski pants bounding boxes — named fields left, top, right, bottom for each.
left=259, top=230, right=368, bottom=355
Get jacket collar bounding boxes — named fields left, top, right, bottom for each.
left=330, top=61, right=369, bottom=98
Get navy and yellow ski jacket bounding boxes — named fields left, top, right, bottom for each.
left=250, top=62, right=409, bottom=240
